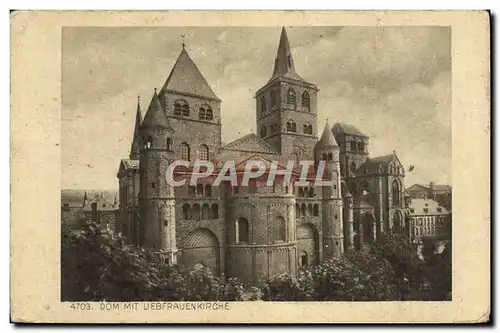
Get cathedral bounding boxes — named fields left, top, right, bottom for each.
left=117, top=27, right=411, bottom=283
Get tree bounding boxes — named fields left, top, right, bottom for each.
left=61, top=220, right=245, bottom=301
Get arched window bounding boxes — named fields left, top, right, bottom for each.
left=298, top=187, right=304, bottom=198
left=166, top=138, right=173, bottom=151
left=327, top=153, right=333, bottom=161
left=300, top=251, right=308, bottom=267
left=182, top=203, right=190, bottom=220
left=287, top=88, right=296, bottom=107
left=322, top=153, right=327, bottom=160
left=174, top=100, right=189, bottom=117
left=196, top=184, right=204, bottom=196
left=179, top=143, right=190, bottom=160
left=286, top=120, right=296, bottom=132
left=260, top=125, right=267, bottom=138
left=198, top=107, right=206, bottom=120
left=274, top=216, right=286, bottom=242
left=192, top=204, right=201, bottom=221
left=236, top=218, right=249, bottom=244
left=301, top=91, right=310, bottom=111
left=313, top=204, right=319, bottom=217
left=188, top=185, right=196, bottom=196
left=198, top=144, right=209, bottom=161
left=307, top=204, right=313, bottom=217
left=303, top=123, right=312, bottom=135
left=206, top=107, right=213, bottom=121
left=270, top=90, right=277, bottom=106
left=308, top=187, right=314, bottom=198
left=211, top=204, right=219, bottom=219
left=301, top=203, right=307, bottom=217
left=144, top=135, right=153, bottom=148
left=295, top=204, right=300, bottom=218
left=392, top=179, right=401, bottom=207
left=205, top=184, right=212, bottom=197
left=350, top=161, right=356, bottom=172
left=201, top=204, right=210, bottom=220
left=261, top=96, right=267, bottom=115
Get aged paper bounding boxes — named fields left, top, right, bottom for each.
left=11, top=10, right=490, bottom=323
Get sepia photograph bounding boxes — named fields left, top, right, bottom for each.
left=10, top=10, right=489, bottom=323
left=61, top=25, right=452, bottom=302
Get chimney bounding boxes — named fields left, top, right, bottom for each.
left=91, top=202, right=98, bottom=222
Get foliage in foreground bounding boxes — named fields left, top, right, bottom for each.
left=61, top=221, right=244, bottom=301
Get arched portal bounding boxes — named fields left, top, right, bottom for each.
left=180, top=228, right=219, bottom=275
left=297, top=224, right=319, bottom=267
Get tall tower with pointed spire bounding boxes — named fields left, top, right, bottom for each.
left=138, top=89, right=177, bottom=263
left=255, top=27, right=319, bottom=162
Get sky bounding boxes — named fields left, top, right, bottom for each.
left=62, top=26, right=451, bottom=190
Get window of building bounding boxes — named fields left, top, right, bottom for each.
left=179, top=143, right=190, bottom=160
left=274, top=216, right=286, bottom=242
left=350, top=161, right=356, bottom=172
left=423, top=208, right=429, bottom=213
left=392, top=179, right=401, bottom=207
left=182, top=203, right=190, bottom=220
left=192, top=204, right=201, bottom=221
left=211, top=204, right=219, bottom=219
left=286, top=120, right=297, bottom=132
left=307, top=204, right=313, bottom=217
left=313, top=204, right=319, bottom=217
left=301, top=91, right=310, bottom=111
left=188, top=186, right=196, bottom=196
left=328, top=153, right=333, bottom=161
left=236, top=218, right=249, bottom=244
left=202, top=204, right=210, bottom=220
left=295, top=204, right=300, bottom=218
left=270, top=90, right=277, bottom=106
left=261, top=96, right=267, bottom=115
left=196, top=184, right=204, bottom=196
left=151, top=182, right=156, bottom=189
left=174, top=100, right=189, bottom=117
left=233, top=185, right=239, bottom=195
left=350, top=140, right=357, bottom=152
left=260, top=125, right=267, bottom=138
left=198, top=107, right=206, bottom=120
left=205, top=184, right=212, bottom=197
left=198, top=144, right=209, bottom=161
left=206, top=107, right=213, bottom=121
left=301, top=203, right=307, bottom=217
left=300, top=251, right=308, bottom=267
left=287, top=88, right=296, bottom=107
left=166, top=137, right=173, bottom=151
left=358, top=141, right=364, bottom=152
left=303, top=123, right=313, bottom=135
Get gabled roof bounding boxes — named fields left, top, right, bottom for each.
left=433, top=185, right=452, bottom=192
left=269, top=27, right=307, bottom=83
left=316, top=122, right=338, bottom=149
left=356, top=153, right=403, bottom=175
left=160, top=47, right=219, bottom=101
left=407, top=184, right=430, bottom=191
left=141, top=90, right=170, bottom=128
left=332, top=122, right=367, bottom=138
left=61, top=189, right=118, bottom=210
left=221, top=133, right=278, bottom=155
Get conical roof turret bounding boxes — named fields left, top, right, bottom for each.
left=316, top=122, right=338, bottom=148
left=141, top=89, right=169, bottom=128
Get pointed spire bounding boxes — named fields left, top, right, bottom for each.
left=316, top=122, right=338, bottom=148
left=141, top=88, right=169, bottom=128
left=160, top=47, right=220, bottom=101
left=82, top=191, right=88, bottom=207
left=270, top=27, right=305, bottom=82
left=129, top=95, right=142, bottom=159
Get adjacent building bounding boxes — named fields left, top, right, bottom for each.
left=408, top=197, right=452, bottom=243
left=406, top=182, right=452, bottom=210
left=116, top=27, right=410, bottom=284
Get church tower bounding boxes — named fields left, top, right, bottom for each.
left=255, top=27, right=319, bottom=163
left=159, top=44, right=221, bottom=164
left=138, top=88, right=177, bottom=264
left=315, top=123, right=344, bottom=259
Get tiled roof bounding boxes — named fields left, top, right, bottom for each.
left=316, top=123, right=338, bottom=148
left=61, top=189, right=118, bottom=211
left=357, top=154, right=399, bottom=175
left=332, top=122, right=367, bottom=138
left=121, top=159, right=140, bottom=169
left=141, top=90, right=170, bottom=128
left=409, top=198, right=450, bottom=216
left=160, top=48, right=219, bottom=101
left=270, top=27, right=307, bottom=83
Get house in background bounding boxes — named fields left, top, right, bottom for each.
left=61, top=190, right=118, bottom=232
left=406, top=182, right=452, bottom=211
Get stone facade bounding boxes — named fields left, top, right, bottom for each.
left=116, top=27, right=409, bottom=284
